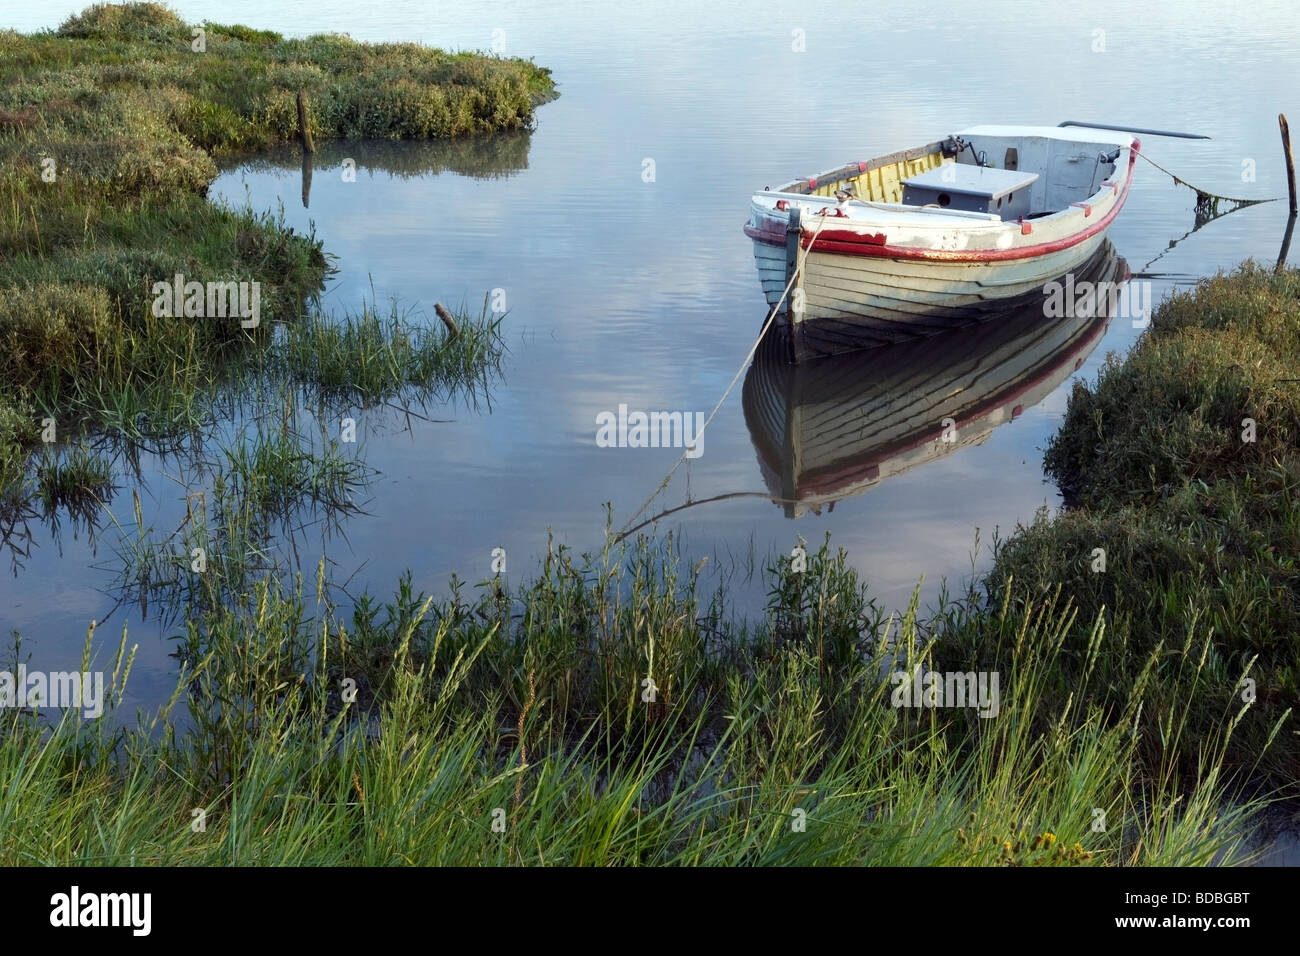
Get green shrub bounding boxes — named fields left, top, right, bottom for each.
left=56, top=2, right=187, bottom=41
left=0, top=282, right=115, bottom=389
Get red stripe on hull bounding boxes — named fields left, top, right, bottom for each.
left=744, top=221, right=784, bottom=243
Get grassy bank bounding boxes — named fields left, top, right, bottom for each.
left=0, top=2, right=552, bottom=510
left=0, top=532, right=1260, bottom=865
left=967, top=263, right=1300, bottom=792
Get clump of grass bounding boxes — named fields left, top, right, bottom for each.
left=54, top=2, right=187, bottom=40
left=34, top=442, right=116, bottom=516
left=103, top=417, right=371, bottom=622
left=0, top=425, right=116, bottom=567
left=274, top=295, right=505, bottom=407
left=0, top=283, right=116, bottom=393
left=0, top=399, right=38, bottom=508
left=217, top=422, right=371, bottom=521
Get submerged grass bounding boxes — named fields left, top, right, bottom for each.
left=101, top=417, right=372, bottom=623
left=0, top=294, right=504, bottom=571
left=275, top=294, right=506, bottom=405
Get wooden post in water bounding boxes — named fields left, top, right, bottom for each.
left=1278, top=213, right=1295, bottom=274
left=434, top=302, right=460, bottom=339
left=1282, top=113, right=1297, bottom=216
left=297, top=89, right=315, bottom=153
left=298, top=89, right=315, bottom=208
left=301, top=147, right=313, bottom=209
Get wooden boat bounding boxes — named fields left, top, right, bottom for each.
left=744, top=124, right=1139, bottom=361
left=742, top=240, right=1128, bottom=517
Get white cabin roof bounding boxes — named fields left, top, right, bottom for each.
left=956, top=124, right=1135, bottom=147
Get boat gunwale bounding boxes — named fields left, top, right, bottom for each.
left=768, top=138, right=957, bottom=195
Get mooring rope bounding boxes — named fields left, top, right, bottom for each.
left=613, top=211, right=833, bottom=543
left=1136, top=151, right=1276, bottom=208
left=616, top=490, right=814, bottom=541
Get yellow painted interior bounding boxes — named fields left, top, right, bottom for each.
left=808, top=150, right=951, bottom=203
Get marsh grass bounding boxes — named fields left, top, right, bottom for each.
left=1, top=293, right=504, bottom=577
left=981, top=263, right=1300, bottom=791
left=0, top=534, right=1268, bottom=865
left=0, top=433, right=118, bottom=572
left=33, top=442, right=116, bottom=523
left=100, top=416, right=372, bottom=623
left=274, top=294, right=505, bottom=408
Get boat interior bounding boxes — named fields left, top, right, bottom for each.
left=763, top=127, right=1129, bottom=222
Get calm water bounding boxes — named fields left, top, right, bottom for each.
left=3, top=1, right=1298, bottom=727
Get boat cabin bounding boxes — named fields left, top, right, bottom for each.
left=900, top=165, right=1038, bottom=219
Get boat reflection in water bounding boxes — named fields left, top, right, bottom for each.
left=742, top=240, right=1129, bottom=518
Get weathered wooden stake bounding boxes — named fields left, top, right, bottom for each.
left=1282, top=113, right=1298, bottom=216
left=1278, top=212, right=1295, bottom=274
left=297, top=89, right=315, bottom=153
left=301, top=147, right=313, bottom=209
left=434, top=302, right=459, bottom=339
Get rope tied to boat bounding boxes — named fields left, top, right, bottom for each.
left=613, top=212, right=834, bottom=544
left=1135, top=150, right=1277, bottom=213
